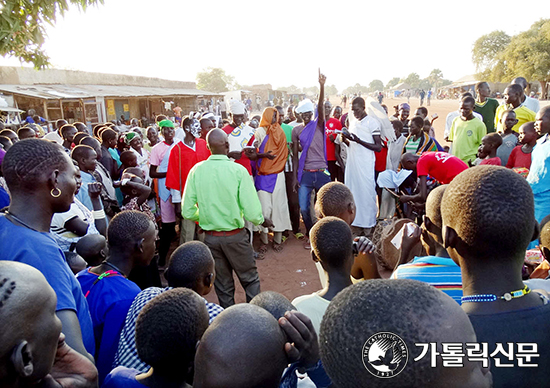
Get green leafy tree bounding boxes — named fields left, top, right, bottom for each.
left=303, top=86, right=320, bottom=96
left=0, top=0, right=104, bottom=69
left=325, top=84, right=338, bottom=96
left=427, top=69, right=444, bottom=89
left=342, top=83, right=369, bottom=95
left=196, top=68, right=235, bottom=93
left=368, top=79, right=384, bottom=92
left=278, top=85, right=302, bottom=94
left=386, top=77, right=400, bottom=88
left=500, top=19, right=550, bottom=98
left=402, top=73, right=421, bottom=88
left=471, top=30, right=510, bottom=81
left=471, top=19, right=550, bottom=98
left=419, top=79, right=432, bottom=90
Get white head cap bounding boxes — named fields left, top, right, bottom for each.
left=296, top=99, right=314, bottom=114
left=229, top=100, right=246, bottom=115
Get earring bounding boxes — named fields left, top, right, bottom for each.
left=50, top=188, right=62, bottom=198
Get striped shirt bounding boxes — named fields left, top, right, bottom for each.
left=392, top=256, right=463, bottom=304
left=113, top=286, right=223, bottom=373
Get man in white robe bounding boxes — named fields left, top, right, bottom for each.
left=343, top=97, right=382, bottom=236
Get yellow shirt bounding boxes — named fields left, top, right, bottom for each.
left=495, top=104, right=536, bottom=133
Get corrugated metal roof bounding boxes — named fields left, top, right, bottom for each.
left=0, top=84, right=220, bottom=99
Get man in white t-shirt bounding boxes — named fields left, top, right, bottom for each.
left=292, top=217, right=353, bottom=333
left=512, top=76, right=540, bottom=113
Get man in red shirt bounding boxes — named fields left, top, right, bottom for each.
left=326, top=105, right=343, bottom=181
left=166, top=117, right=210, bottom=243
left=399, top=151, right=468, bottom=204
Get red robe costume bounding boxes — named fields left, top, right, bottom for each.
left=165, top=138, right=210, bottom=193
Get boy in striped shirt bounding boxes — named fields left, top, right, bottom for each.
left=392, top=185, right=463, bottom=303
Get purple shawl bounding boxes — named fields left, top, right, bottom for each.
left=255, top=134, right=278, bottom=193
left=297, top=111, right=325, bottom=182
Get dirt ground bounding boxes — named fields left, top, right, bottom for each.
left=198, top=96, right=549, bottom=305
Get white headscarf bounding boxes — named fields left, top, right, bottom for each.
left=229, top=100, right=246, bottom=115
left=296, top=99, right=314, bottom=113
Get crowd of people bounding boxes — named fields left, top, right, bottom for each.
left=1, top=70, right=550, bottom=388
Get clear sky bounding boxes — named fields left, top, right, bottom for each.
left=1, top=0, right=549, bottom=91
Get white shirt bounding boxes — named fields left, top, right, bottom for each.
left=522, top=96, right=540, bottom=114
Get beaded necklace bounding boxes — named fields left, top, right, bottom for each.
left=461, top=285, right=531, bottom=303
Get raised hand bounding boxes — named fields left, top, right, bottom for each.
left=87, top=182, right=102, bottom=199
left=279, top=310, right=319, bottom=370
left=39, top=334, right=98, bottom=388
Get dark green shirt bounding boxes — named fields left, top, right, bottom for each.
left=474, top=98, right=499, bottom=133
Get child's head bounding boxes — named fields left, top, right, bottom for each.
left=165, top=241, right=215, bottom=296
left=60, top=124, right=77, bottom=143
left=123, top=166, right=145, bottom=181
left=535, top=105, right=550, bottom=136
left=477, top=133, right=502, bottom=159
left=391, top=118, right=404, bottom=138
left=107, top=211, right=156, bottom=268
left=500, top=110, right=518, bottom=131
left=73, top=132, right=90, bottom=146
left=459, top=96, right=475, bottom=119
left=441, top=166, right=538, bottom=266
left=193, top=304, right=288, bottom=388
left=135, top=288, right=209, bottom=377
left=414, top=106, right=428, bottom=119
left=75, top=234, right=107, bottom=266
left=315, top=182, right=355, bottom=225
left=0, top=261, right=62, bottom=386
left=71, top=145, right=97, bottom=173
left=17, top=126, right=36, bottom=140
left=422, top=184, right=448, bottom=251
left=310, top=217, right=354, bottom=274
left=518, top=121, right=537, bottom=145
left=409, top=116, right=424, bottom=136
left=320, top=279, right=492, bottom=388
left=423, top=119, right=431, bottom=134
left=100, top=128, right=118, bottom=149
left=64, top=251, right=87, bottom=275
left=120, top=150, right=137, bottom=168
left=250, top=291, right=295, bottom=320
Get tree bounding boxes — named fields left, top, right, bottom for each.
left=0, top=0, right=104, bottom=69
left=427, top=69, right=443, bottom=90
left=500, top=19, right=550, bottom=98
left=342, top=83, right=369, bottom=95
left=368, top=80, right=384, bottom=92
left=419, top=79, right=432, bottom=90
left=196, top=68, right=235, bottom=93
left=325, top=84, right=338, bottom=96
left=278, top=85, right=302, bottom=94
left=471, top=30, right=510, bottom=81
left=471, top=19, right=550, bottom=98
left=386, top=77, right=400, bottom=89
left=402, top=73, right=421, bottom=88
left=303, top=86, right=320, bottom=96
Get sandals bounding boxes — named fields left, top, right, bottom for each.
left=257, top=244, right=269, bottom=260
left=273, top=242, right=284, bottom=253
left=294, top=232, right=305, bottom=240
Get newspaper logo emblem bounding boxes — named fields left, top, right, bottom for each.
left=362, top=332, right=408, bottom=378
